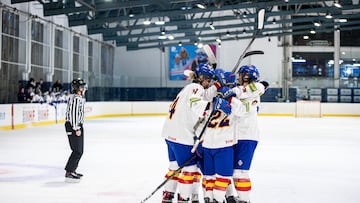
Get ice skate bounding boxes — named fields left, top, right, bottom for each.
left=161, top=191, right=174, bottom=203
left=74, top=171, right=83, bottom=178
left=177, top=194, right=190, bottom=203
left=224, top=196, right=237, bottom=203
left=204, top=197, right=212, bottom=203
left=191, top=194, right=199, bottom=203
left=65, top=172, right=81, bottom=183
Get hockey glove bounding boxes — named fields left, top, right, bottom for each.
left=216, top=86, right=236, bottom=102
left=212, top=97, right=232, bottom=116
left=213, top=69, right=227, bottom=88
left=260, top=80, right=269, bottom=91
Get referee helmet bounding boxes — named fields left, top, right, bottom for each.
left=71, top=78, right=86, bottom=92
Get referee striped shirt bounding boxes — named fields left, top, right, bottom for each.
left=65, top=94, right=85, bottom=130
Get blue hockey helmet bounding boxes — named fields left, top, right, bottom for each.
left=238, top=65, right=259, bottom=82
left=195, top=63, right=214, bottom=79
left=238, top=65, right=249, bottom=74
left=197, top=51, right=208, bottom=63
left=247, top=65, right=260, bottom=81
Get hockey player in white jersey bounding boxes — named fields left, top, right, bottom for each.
left=231, top=65, right=268, bottom=203
left=161, top=63, right=216, bottom=203
left=200, top=95, right=233, bottom=203
left=200, top=68, right=257, bottom=203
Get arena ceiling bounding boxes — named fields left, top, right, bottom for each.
left=10, top=0, right=360, bottom=51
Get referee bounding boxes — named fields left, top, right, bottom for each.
left=64, top=78, right=87, bottom=182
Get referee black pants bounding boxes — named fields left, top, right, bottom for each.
left=65, top=127, right=84, bottom=172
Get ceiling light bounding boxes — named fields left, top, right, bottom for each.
left=161, top=28, right=166, bottom=35
left=209, top=22, right=215, bottom=30
left=218, top=43, right=221, bottom=47
left=335, top=18, right=347, bottom=23
left=226, top=31, right=230, bottom=36
left=143, top=20, right=151, bottom=25
left=168, top=35, right=174, bottom=40
left=178, top=41, right=182, bottom=46
left=272, top=18, right=276, bottom=24
left=155, top=21, right=165, bottom=25
left=158, top=35, right=167, bottom=40
left=242, top=11, right=247, bottom=18
left=128, top=10, right=134, bottom=18
left=310, top=29, right=316, bottom=34
left=196, top=3, right=206, bottom=9
left=216, top=38, right=222, bottom=43
left=303, top=35, right=309, bottom=40
left=325, top=12, right=333, bottom=19
left=181, top=6, right=192, bottom=10
left=334, top=1, right=342, bottom=8
left=313, top=22, right=321, bottom=27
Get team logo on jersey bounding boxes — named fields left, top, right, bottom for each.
left=237, top=160, right=243, bottom=166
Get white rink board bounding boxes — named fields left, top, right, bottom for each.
left=1, top=102, right=360, bottom=130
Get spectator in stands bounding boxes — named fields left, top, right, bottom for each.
left=43, top=91, right=52, bottom=104
left=52, top=79, right=64, bottom=93
left=37, top=78, right=49, bottom=94
left=17, top=87, right=27, bottom=103
left=26, top=87, right=34, bottom=102
left=26, top=78, right=36, bottom=91
left=31, top=89, right=44, bottom=103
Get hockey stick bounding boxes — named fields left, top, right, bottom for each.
left=231, top=8, right=265, bottom=73
left=192, top=100, right=231, bottom=153
left=244, top=50, right=264, bottom=58
left=203, top=44, right=217, bottom=69
left=140, top=155, right=197, bottom=203
left=140, top=112, right=214, bottom=203
left=191, top=112, right=214, bottom=153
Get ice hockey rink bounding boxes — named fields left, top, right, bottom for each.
left=0, top=115, right=359, bottom=203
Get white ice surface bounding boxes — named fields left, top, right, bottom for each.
left=0, top=116, right=360, bottom=203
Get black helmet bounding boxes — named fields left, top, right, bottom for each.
left=71, top=78, right=86, bottom=91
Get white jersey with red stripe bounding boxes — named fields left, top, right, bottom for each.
left=232, top=82, right=265, bottom=141
left=161, top=82, right=212, bottom=145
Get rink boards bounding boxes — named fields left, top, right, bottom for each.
left=0, top=101, right=359, bottom=130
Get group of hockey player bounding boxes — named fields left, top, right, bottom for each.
left=160, top=51, right=269, bottom=203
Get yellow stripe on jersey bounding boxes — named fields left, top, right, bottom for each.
left=240, top=99, right=250, bottom=112
left=190, top=98, right=201, bottom=108
left=248, top=82, right=257, bottom=92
